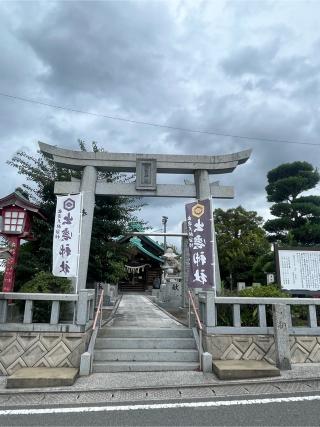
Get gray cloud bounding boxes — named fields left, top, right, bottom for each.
left=17, top=1, right=180, bottom=115
left=221, top=40, right=280, bottom=77
left=1, top=0, right=320, bottom=249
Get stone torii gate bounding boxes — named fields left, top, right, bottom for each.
left=39, top=142, right=252, bottom=293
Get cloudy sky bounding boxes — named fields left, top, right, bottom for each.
left=1, top=0, right=320, bottom=248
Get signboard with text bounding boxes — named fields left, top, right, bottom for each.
left=275, top=247, right=320, bottom=291
left=185, top=199, right=215, bottom=291
left=52, top=194, right=82, bottom=279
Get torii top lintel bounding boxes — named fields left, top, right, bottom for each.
left=39, top=142, right=252, bottom=175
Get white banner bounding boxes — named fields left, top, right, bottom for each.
left=52, top=194, right=82, bottom=278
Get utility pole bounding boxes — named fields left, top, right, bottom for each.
left=162, top=216, right=168, bottom=252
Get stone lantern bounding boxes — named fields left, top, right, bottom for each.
left=0, top=191, right=45, bottom=292
left=162, top=248, right=180, bottom=275
left=160, top=247, right=182, bottom=307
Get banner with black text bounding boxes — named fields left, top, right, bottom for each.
left=52, top=194, right=82, bottom=278
left=185, top=199, right=215, bottom=291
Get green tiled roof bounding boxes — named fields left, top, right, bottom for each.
left=129, top=237, right=164, bottom=263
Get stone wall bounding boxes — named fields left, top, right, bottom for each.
left=0, top=331, right=91, bottom=375
left=204, top=334, right=320, bottom=364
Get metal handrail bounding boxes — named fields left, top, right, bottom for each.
left=93, top=290, right=104, bottom=330
left=188, top=290, right=203, bottom=371
left=188, top=290, right=203, bottom=330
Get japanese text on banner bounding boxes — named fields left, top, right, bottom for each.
left=185, top=199, right=215, bottom=290
left=52, top=194, right=82, bottom=277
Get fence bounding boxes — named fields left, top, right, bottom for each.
left=0, top=289, right=95, bottom=333
left=198, top=293, right=320, bottom=336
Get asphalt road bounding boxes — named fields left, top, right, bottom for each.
left=1, top=393, right=320, bottom=426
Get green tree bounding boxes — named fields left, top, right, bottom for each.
left=264, top=161, right=320, bottom=245
left=251, top=252, right=274, bottom=284
left=7, top=140, right=142, bottom=289
left=214, top=206, right=270, bottom=289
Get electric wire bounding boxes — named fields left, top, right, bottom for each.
left=0, top=92, right=319, bottom=147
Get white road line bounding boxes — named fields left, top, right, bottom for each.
left=1, top=394, right=320, bottom=416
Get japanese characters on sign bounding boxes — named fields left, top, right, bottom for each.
left=276, top=248, right=320, bottom=291
left=185, top=199, right=215, bottom=291
left=52, top=194, right=82, bottom=278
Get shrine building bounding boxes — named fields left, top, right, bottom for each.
left=118, top=224, right=164, bottom=292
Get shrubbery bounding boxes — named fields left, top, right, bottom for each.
left=20, top=271, right=72, bottom=294
left=217, top=284, right=287, bottom=327
left=20, top=271, right=72, bottom=323
left=238, top=284, right=287, bottom=298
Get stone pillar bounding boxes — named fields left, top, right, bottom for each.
left=205, top=291, right=216, bottom=329
left=202, top=352, right=213, bottom=373
left=76, top=289, right=91, bottom=325
left=237, top=282, right=246, bottom=292
left=0, top=300, right=8, bottom=323
left=194, top=170, right=211, bottom=200
left=77, top=166, right=97, bottom=291
left=272, top=304, right=292, bottom=370
left=194, top=170, right=221, bottom=293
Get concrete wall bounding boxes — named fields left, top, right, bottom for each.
left=0, top=331, right=91, bottom=375
left=204, top=334, right=320, bottom=365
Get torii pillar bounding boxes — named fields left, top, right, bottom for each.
left=77, top=166, right=97, bottom=291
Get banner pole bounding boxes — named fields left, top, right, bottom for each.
left=75, top=192, right=84, bottom=294
left=209, top=197, right=216, bottom=297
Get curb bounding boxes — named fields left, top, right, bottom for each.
left=1, top=374, right=320, bottom=396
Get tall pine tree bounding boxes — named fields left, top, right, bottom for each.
left=264, top=161, right=320, bottom=245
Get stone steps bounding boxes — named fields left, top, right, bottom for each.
left=92, top=361, right=199, bottom=373
left=93, top=326, right=199, bottom=372
left=98, top=327, right=193, bottom=338
left=95, top=337, right=196, bottom=349
left=119, top=283, right=145, bottom=292
left=94, top=348, right=199, bottom=362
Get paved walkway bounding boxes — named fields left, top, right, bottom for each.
left=112, top=294, right=183, bottom=328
